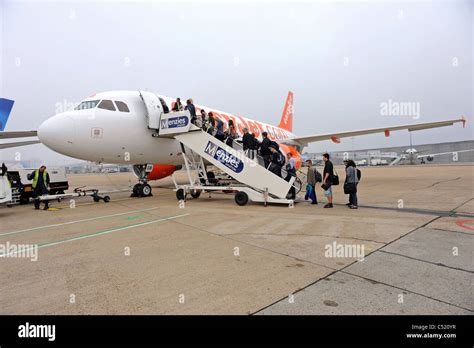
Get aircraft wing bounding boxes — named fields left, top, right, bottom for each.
left=417, top=149, right=474, bottom=159
left=0, top=130, right=38, bottom=139
left=286, top=117, right=466, bottom=146
left=0, top=140, right=41, bottom=149
left=0, top=130, right=40, bottom=149
left=0, top=99, right=39, bottom=146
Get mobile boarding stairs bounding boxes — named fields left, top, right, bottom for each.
left=149, top=109, right=300, bottom=206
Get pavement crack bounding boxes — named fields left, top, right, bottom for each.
left=253, top=215, right=443, bottom=315
left=162, top=218, right=336, bottom=271
left=226, top=232, right=386, bottom=244
left=378, top=250, right=473, bottom=274
left=340, top=270, right=473, bottom=313
left=421, top=177, right=461, bottom=189
left=449, top=197, right=474, bottom=215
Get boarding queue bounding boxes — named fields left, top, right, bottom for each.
left=183, top=97, right=361, bottom=208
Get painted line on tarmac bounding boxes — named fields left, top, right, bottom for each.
left=0, top=213, right=189, bottom=257
left=69, top=192, right=174, bottom=207
left=68, top=192, right=174, bottom=211
left=74, top=197, right=135, bottom=207
left=0, top=207, right=162, bottom=237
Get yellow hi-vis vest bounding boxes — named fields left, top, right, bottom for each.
left=32, top=170, right=48, bottom=189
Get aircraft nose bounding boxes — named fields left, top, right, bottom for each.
left=38, top=114, right=75, bottom=151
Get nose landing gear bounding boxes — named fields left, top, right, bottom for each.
left=132, top=183, right=152, bottom=197
left=131, top=164, right=154, bottom=197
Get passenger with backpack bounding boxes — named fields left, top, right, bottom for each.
left=285, top=153, right=297, bottom=199
left=242, top=128, right=256, bottom=158
left=214, top=118, right=226, bottom=141
left=185, top=99, right=197, bottom=125
left=252, top=134, right=260, bottom=154
left=305, top=159, right=321, bottom=204
left=269, top=145, right=284, bottom=177
left=344, top=159, right=359, bottom=209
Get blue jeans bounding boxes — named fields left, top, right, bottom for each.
left=305, top=184, right=317, bottom=203
left=349, top=192, right=358, bottom=206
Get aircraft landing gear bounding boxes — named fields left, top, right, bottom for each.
left=132, top=183, right=152, bottom=197
left=131, top=164, right=154, bottom=197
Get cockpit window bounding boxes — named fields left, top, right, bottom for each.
left=115, top=101, right=130, bottom=112
left=75, top=100, right=99, bottom=110
left=98, top=100, right=116, bottom=111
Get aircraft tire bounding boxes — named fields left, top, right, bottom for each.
left=139, top=184, right=152, bottom=197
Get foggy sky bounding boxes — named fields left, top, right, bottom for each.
left=1, top=0, right=472, bottom=165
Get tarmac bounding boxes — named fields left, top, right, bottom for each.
left=0, top=164, right=472, bottom=315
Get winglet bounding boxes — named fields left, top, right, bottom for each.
left=0, top=98, right=15, bottom=131
left=278, top=91, right=293, bottom=132
left=461, top=115, right=466, bottom=128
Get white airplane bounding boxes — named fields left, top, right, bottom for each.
left=0, top=91, right=467, bottom=196
left=389, top=148, right=474, bottom=165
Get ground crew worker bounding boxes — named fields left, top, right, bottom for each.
left=28, top=165, right=50, bottom=210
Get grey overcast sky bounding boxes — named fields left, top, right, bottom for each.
left=0, top=0, right=472, bottom=165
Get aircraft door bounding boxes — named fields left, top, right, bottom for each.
left=139, top=91, right=162, bottom=130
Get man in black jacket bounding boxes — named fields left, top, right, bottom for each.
left=269, top=146, right=283, bottom=177
left=242, top=128, right=256, bottom=159
left=285, top=153, right=297, bottom=199
left=252, top=134, right=260, bottom=153
left=259, top=132, right=272, bottom=168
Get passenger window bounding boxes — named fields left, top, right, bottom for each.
left=115, top=101, right=130, bottom=112
left=98, top=100, right=116, bottom=111
left=158, top=97, right=169, bottom=114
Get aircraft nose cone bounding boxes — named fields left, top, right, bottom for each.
left=38, top=114, right=75, bottom=152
